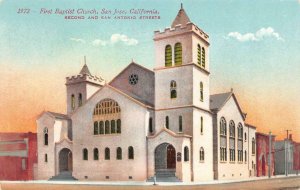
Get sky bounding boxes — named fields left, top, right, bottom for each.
left=0, top=0, right=299, bottom=141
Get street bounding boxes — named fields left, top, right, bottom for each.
left=1, top=176, right=300, bottom=190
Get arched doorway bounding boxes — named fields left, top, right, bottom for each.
left=262, top=155, right=266, bottom=176
left=59, top=148, right=73, bottom=173
left=155, top=143, right=176, bottom=174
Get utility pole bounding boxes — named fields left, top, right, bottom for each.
left=268, top=131, right=272, bottom=178
left=285, top=130, right=291, bottom=176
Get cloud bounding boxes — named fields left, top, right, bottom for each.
left=70, top=37, right=86, bottom=44
left=227, top=27, right=284, bottom=42
left=110, top=34, right=138, bottom=46
left=91, top=34, right=138, bottom=47
left=92, top=39, right=107, bottom=46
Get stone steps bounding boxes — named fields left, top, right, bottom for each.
left=49, top=171, right=77, bottom=181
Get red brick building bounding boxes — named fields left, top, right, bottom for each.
left=0, top=132, right=37, bottom=180
left=256, top=132, right=276, bottom=177
left=293, top=141, right=300, bottom=172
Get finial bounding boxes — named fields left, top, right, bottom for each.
left=84, top=56, right=87, bottom=65
left=230, top=88, right=233, bottom=92
left=131, top=58, right=134, bottom=63
left=181, top=3, right=183, bottom=9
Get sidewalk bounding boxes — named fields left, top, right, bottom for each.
left=0, top=174, right=299, bottom=186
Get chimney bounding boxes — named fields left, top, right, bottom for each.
left=289, top=134, right=292, bottom=140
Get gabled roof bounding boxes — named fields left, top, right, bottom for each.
left=79, top=64, right=91, bottom=75
left=171, top=5, right=191, bottom=28
left=210, top=92, right=246, bottom=120
left=37, top=111, right=70, bottom=120
left=147, top=127, right=192, bottom=139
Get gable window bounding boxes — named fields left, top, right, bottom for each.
left=94, top=148, right=99, bottom=160
left=99, top=121, right=104, bottom=134
left=165, top=116, right=169, bottom=129
left=94, top=121, right=99, bottom=135
left=174, top=43, right=182, bottom=66
left=200, top=82, right=204, bottom=102
left=78, top=93, right=83, bottom=107
left=111, top=120, right=116, bottom=134
left=170, top=80, right=177, bottom=99
left=220, top=117, right=227, bottom=161
left=237, top=123, right=243, bottom=162
left=105, top=148, right=110, bottom=160
left=117, top=147, right=122, bottom=160
left=149, top=117, right=153, bottom=133
left=83, top=148, right=88, bottom=160
left=71, top=94, right=75, bottom=110
left=197, top=44, right=201, bottom=65
left=165, top=45, right=172, bottom=67
left=229, top=121, right=236, bottom=162
left=43, top=127, right=48, bottom=146
left=201, top=47, right=205, bottom=68
left=200, top=116, right=203, bottom=134
left=200, top=147, right=204, bottom=162
left=93, top=99, right=121, bottom=135
left=128, top=146, right=134, bottom=159
left=105, top=120, right=110, bottom=134
left=117, top=119, right=121, bottom=133
left=184, top=146, right=189, bottom=161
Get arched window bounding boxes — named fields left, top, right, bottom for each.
left=45, top=154, right=48, bottom=162
left=229, top=121, right=235, bottom=162
left=184, top=146, right=189, bottom=161
left=245, top=150, right=247, bottom=162
left=117, top=119, right=121, bottom=133
left=99, top=121, right=104, bottom=134
left=200, top=147, right=204, bottom=162
left=219, top=117, right=227, bottom=161
left=94, top=121, right=99, bottom=135
left=200, top=82, right=204, bottom=102
left=174, top=43, right=182, bottom=66
left=238, top=123, right=243, bottom=162
left=128, top=146, right=134, bottom=159
left=78, top=93, right=83, bottom=107
left=105, top=148, right=110, bottom=160
left=149, top=117, right=153, bottom=133
left=252, top=138, right=255, bottom=155
left=43, top=127, right=48, bottom=146
left=116, top=147, right=122, bottom=160
left=201, top=47, right=205, bottom=68
left=111, top=120, right=116, bottom=134
left=165, top=116, right=169, bottom=129
left=179, top=115, right=183, bottom=132
left=93, top=99, right=121, bottom=135
left=197, top=44, right=201, bottom=65
left=71, top=94, right=75, bottom=110
left=170, top=80, right=177, bottom=99
left=165, top=45, right=172, bottom=67
left=94, top=148, right=99, bottom=160
left=83, top=148, right=88, bottom=160
left=105, top=120, right=110, bottom=134
left=245, top=132, right=247, bottom=141
left=200, top=116, right=203, bottom=134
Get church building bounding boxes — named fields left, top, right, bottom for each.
left=36, top=6, right=256, bottom=182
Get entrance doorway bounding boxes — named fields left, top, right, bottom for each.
left=155, top=143, right=176, bottom=173
left=262, top=155, right=266, bottom=176
left=59, top=148, right=73, bottom=173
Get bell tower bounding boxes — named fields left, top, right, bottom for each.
left=154, top=5, right=210, bottom=112
left=66, top=57, right=105, bottom=115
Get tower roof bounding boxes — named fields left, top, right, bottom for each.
left=171, top=4, right=191, bottom=28
left=79, top=64, right=91, bottom=75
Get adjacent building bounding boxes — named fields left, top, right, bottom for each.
left=0, top=132, right=37, bottom=180
left=256, top=132, right=275, bottom=177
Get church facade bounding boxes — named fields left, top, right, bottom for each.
left=36, top=7, right=256, bottom=182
